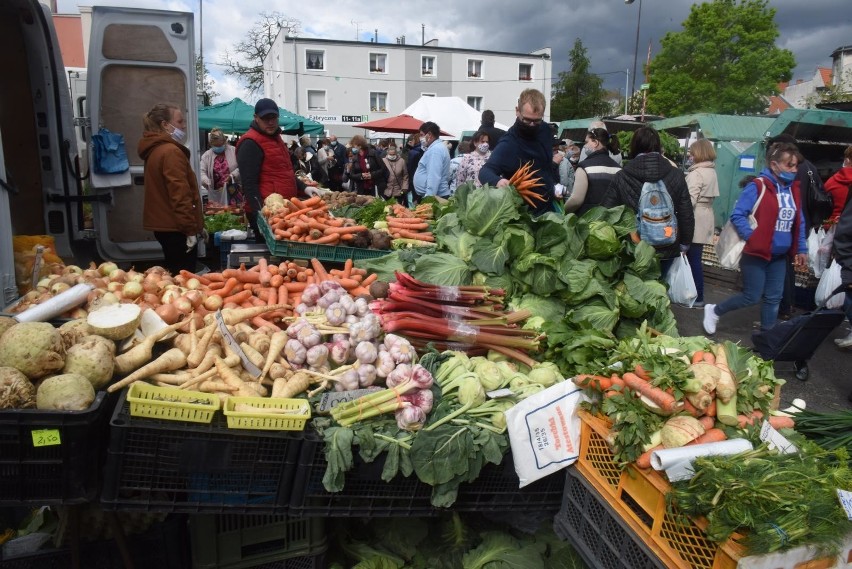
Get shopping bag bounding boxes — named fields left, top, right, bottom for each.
left=815, top=259, right=845, bottom=309
left=91, top=128, right=129, bottom=174
left=807, top=228, right=823, bottom=277
left=666, top=253, right=698, bottom=307
left=817, top=225, right=835, bottom=279
left=715, top=221, right=745, bottom=270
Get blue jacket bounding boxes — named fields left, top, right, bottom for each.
left=478, top=122, right=555, bottom=214
left=732, top=168, right=806, bottom=258
left=413, top=141, right=451, bottom=197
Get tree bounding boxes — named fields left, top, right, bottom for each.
left=221, top=12, right=300, bottom=95
left=196, top=54, right=218, bottom=107
left=550, top=39, right=612, bottom=122
left=649, top=0, right=795, bottom=116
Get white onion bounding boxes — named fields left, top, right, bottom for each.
left=98, top=261, right=118, bottom=276
left=122, top=281, right=143, bottom=300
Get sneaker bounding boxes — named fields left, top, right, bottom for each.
left=834, top=332, right=852, bottom=349
left=703, top=304, right=719, bottom=335
left=692, top=301, right=706, bottom=309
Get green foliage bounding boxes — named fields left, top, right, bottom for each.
left=649, top=0, right=795, bottom=115
left=550, top=38, right=613, bottom=121
left=203, top=213, right=244, bottom=234
left=617, top=128, right=683, bottom=161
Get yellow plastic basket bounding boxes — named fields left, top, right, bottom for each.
left=223, top=397, right=311, bottom=431
left=126, top=383, right=220, bottom=424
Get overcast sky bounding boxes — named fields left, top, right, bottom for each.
left=58, top=0, right=851, bottom=104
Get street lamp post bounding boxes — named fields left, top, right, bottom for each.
left=625, top=0, right=643, bottom=98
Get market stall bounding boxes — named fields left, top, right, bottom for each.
left=1, top=179, right=851, bottom=568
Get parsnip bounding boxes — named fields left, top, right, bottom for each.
left=186, top=323, right=219, bottom=368
left=113, top=321, right=186, bottom=375
left=204, top=304, right=290, bottom=327
left=248, top=333, right=271, bottom=355
left=239, top=342, right=265, bottom=368
left=108, top=348, right=187, bottom=393
left=261, top=331, right=288, bottom=381
left=713, top=344, right=736, bottom=404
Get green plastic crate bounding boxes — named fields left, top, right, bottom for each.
left=257, top=215, right=389, bottom=262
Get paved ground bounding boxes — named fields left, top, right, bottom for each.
left=671, top=278, right=852, bottom=413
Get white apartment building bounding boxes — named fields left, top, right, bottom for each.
left=264, top=35, right=552, bottom=141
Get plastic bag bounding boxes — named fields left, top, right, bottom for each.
left=666, top=253, right=698, bottom=307
left=807, top=228, right=823, bottom=277
left=817, top=225, right=835, bottom=278
left=91, top=128, right=129, bottom=174
left=815, top=259, right=845, bottom=309
left=716, top=221, right=745, bottom=270
left=505, top=382, right=586, bottom=488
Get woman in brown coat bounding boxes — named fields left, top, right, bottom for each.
left=138, top=103, right=204, bottom=275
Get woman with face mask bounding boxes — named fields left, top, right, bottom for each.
left=564, top=127, right=621, bottom=214
left=703, top=142, right=809, bottom=336
left=381, top=142, right=409, bottom=199
left=200, top=127, right=241, bottom=206
left=455, top=131, right=491, bottom=189
left=138, top=103, right=204, bottom=275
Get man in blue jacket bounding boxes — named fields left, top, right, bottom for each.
left=413, top=121, right=451, bottom=200
left=478, top=88, right=558, bottom=215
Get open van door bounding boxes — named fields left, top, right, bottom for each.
left=86, top=6, right=197, bottom=264
left=0, top=0, right=82, bottom=304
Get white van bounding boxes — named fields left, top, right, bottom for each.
left=0, top=0, right=197, bottom=306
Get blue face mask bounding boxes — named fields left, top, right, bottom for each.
left=777, top=170, right=796, bottom=183
left=212, top=145, right=226, bottom=154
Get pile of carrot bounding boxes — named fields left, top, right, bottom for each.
left=263, top=195, right=368, bottom=245
left=507, top=161, right=546, bottom=208
left=384, top=203, right=435, bottom=242
left=177, top=257, right=377, bottom=330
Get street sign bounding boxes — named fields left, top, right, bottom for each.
left=640, top=83, right=650, bottom=90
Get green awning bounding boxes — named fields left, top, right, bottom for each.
left=197, top=98, right=324, bottom=135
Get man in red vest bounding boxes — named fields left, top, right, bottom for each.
left=237, top=98, right=306, bottom=242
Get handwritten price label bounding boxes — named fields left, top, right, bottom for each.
left=837, top=489, right=852, bottom=521
left=31, top=429, right=61, bottom=447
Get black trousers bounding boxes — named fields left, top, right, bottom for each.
left=154, top=231, right=197, bottom=276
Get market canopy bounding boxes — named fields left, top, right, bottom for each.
left=197, top=98, right=324, bottom=135
left=353, top=114, right=451, bottom=136
left=401, top=96, right=510, bottom=139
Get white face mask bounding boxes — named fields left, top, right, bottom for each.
left=477, top=143, right=489, bottom=154
left=168, top=123, right=187, bottom=144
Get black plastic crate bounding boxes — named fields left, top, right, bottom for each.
left=553, top=468, right=664, bottom=569
left=0, top=514, right=188, bottom=569
left=190, top=514, right=326, bottom=569
left=452, top=452, right=565, bottom=512
left=100, top=391, right=304, bottom=514
left=290, top=432, right=564, bottom=516
left=0, top=391, right=114, bottom=505
left=289, top=432, right=436, bottom=517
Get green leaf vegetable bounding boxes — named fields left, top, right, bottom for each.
left=203, top=212, right=245, bottom=234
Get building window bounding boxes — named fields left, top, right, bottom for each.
left=370, top=53, right=387, bottom=73
left=305, top=49, right=325, bottom=71
left=370, top=92, right=387, bottom=112
left=467, top=59, right=482, bottom=78
left=519, top=63, right=533, bottom=81
left=307, top=90, right=326, bottom=111
left=467, top=96, right=482, bottom=111
left=421, top=55, right=435, bottom=76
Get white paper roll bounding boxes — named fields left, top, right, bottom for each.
left=13, top=283, right=94, bottom=323
left=650, top=439, right=753, bottom=482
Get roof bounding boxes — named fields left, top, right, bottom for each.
left=556, top=115, right=660, bottom=142
left=767, top=95, right=791, bottom=115
left=651, top=113, right=775, bottom=142
left=283, top=36, right=551, bottom=59
left=767, top=108, right=852, bottom=145
left=819, top=67, right=833, bottom=87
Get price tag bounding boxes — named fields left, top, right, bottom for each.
left=31, top=429, right=61, bottom=447
left=317, top=387, right=382, bottom=413
left=837, top=489, right=852, bottom=521
left=214, top=310, right=262, bottom=378
left=759, top=420, right=798, bottom=454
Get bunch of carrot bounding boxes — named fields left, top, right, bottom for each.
left=264, top=195, right=368, bottom=245
left=507, top=161, right=546, bottom=208
left=383, top=207, right=435, bottom=242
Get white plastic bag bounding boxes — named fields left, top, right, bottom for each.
left=807, top=228, right=823, bottom=277
left=505, top=382, right=587, bottom=488
left=715, top=221, right=745, bottom=270
left=666, top=253, right=698, bottom=307
left=815, top=259, right=845, bottom=309
left=817, top=225, right=835, bottom=279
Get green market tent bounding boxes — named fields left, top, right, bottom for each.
left=197, top=98, right=324, bottom=135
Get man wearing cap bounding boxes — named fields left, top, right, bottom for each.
left=237, top=98, right=306, bottom=242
